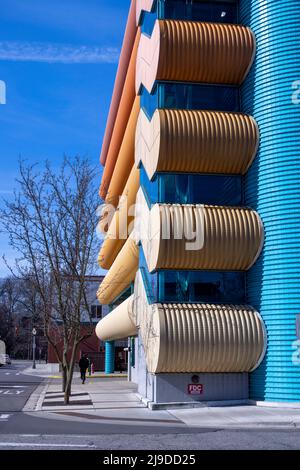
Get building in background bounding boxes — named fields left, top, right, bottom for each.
left=96, top=0, right=300, bottom=407
left=47, top=276, right=127, bottom=372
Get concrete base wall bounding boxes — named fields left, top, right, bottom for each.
left=152, top=373, right=249, bottom=404
left=132, top=334, right=249, bottom=406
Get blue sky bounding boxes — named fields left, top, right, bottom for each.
left=0, top=0, right=130, bottom=276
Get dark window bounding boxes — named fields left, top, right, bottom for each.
left=159, top=0, right=237, bottom=24
left=90, top=305, right=102, bottom=319
left=160, top=82, right=240, bottom=112
left=141, top=83, right=240, bottom=123
left=158, top=271, right=245, bottom=303
left=159, top=174, right=242, bottom=205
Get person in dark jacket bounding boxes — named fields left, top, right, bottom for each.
left=79, top=354, right=89, bottom=384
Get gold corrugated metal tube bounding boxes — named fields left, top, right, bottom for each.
left=136, top=19, right=255, bottom=93
left=135, top=109, right=259, bottom=179
left=138, top=199, right=264, bottom=272
left=141, top=303, right=265, bottom=373
left=98, top=165, right=139, bottom=270
left=97, top=235, right=139, bottom=305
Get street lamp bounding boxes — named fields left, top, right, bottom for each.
left=32, top=328, right=37, bottom=369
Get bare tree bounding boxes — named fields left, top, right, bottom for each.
left=0, top=277, right=21, bottom=354
left=0, top=157, right=99, bottom=403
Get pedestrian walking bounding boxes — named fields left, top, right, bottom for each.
left=79, top=353, right=89, bottom=384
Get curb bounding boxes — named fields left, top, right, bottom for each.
left=35, top=382, right=50, bottom=411
left=22, top=382, right=48, bottom=412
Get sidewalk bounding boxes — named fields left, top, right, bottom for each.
left=23, top=375, right=300, bottom=430
left=25, top=377, right=185, bottom=430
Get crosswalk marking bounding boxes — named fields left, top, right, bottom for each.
left=0, top=385, right=28, bottom=388
left=0, top=414, right=10, bottom=421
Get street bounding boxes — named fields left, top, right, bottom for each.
left=0, top=361, right=299, bottom=450
left=0, top=361, right=42, bottom=414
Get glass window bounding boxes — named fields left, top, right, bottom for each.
left=141, top=11, right=157, bottom=36
left=140, top=85, right=159, bottom=119
left=159, top=174, right=242, bottom=205
left=90, top=305, right=102, bottom=319
left=159, top=0, right=237, bottom=24
left=139, top=246, right=246, bottom=304
left=158, top=270, right=245, bottom=303
left=139, top=165, right=159, bottom=205
left=140, top=1, right=237, bottom=36
left=141, top=83, right=240, bottom=121
left=159, top=82, right=240, bottom=112
left=140, top=168, right=242, bottom=205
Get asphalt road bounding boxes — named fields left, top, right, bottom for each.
left=0, top=362, right=299, bottom=450
left=0, top=361, right=42, bottom=413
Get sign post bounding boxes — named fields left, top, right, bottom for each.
left=32, top=328, right=37, bottom=370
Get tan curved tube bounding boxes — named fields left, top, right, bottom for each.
left=105, top=97, right=140, bottom=208
left=95, top=295, right=137, bottom=341
left=136, top=0, right=156, bottom=25
left=97, top=235, right=139, bottom=305
left=132, top=270, right=266, bottom=374
left=98, top=165, right=140, bottom=270
left=135, top=108, right=259, bottom=180
left=135, top=188, right=264, bottom=272
left=100, top=1, right=137, bottom=166
left=100, top=32, right=141, bottom=200
left=136, top=20, right=255, bottom=93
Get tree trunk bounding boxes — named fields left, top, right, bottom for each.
left=63, top=354, right=76, bottom=405
left=64, top=373, right=72, bottom=404
left=62, top=365, right=67, bottom=393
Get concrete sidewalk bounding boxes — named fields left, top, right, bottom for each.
left=23, top=375, right=300, bottom=430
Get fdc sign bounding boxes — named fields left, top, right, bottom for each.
left=187, top=384, right=203, bottom=395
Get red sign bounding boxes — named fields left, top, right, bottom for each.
left=187, top=384, right=203, bottom=395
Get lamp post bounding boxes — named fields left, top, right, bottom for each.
left=32, top=328, right=37, bottom=369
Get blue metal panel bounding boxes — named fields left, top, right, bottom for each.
left=239, top=0, right=300, bottom=401
left=105, top=341, right=115, bottom=374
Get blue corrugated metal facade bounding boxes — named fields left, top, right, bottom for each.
left=239, top=0, right=300, bottom=401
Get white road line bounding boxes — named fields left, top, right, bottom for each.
left=0, top=414, right=10, bottom=420
left=0, top=385, right=28, bottom=388
left=5, top=373, right=10, bottom=375
left=16, top=373, right=20, bottom=376
left=0, top=442, right=96, bottom=448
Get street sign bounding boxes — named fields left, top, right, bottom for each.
left=187, top=384, right=203, bottom=395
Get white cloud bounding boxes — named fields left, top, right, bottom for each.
left=0, top=190, right=13, bottom=195
left=0, top=41, right=119, bottom=64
